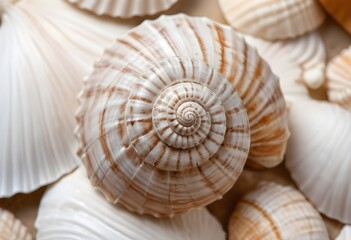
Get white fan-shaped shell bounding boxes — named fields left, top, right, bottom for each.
left=336, top=226, right=351, bottom=240
left=327, top=46, right=351, bottom=111
left=0, top=0, right=133, bottom=197
left=243, top=32, right=326, bottom=106
left=285, top=100, right=351, bottom=224
left=67, top=0, right=178, bottom=18
left=0, top=208, right=32, bottom=240
left=229, top=182, right=329, bottom=240
left=35, top=167, right=226, bottom=240
left=218, top=0, right=326, bottom=40
left=76, top=14, right=289, bottom=217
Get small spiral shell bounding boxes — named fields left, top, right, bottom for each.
left=0, top=208, right=32, bottom=240
left=76, top=14, right=289, bottom=217
left=228, top=182, right=329, bottom=240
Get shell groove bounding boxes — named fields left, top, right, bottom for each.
left=76, top=14, right=289, bottom=217
left=218, top=0, right=326, bottom=40
left=35, top=167, right=226, bottom=240
left=228, top=182, right=329, bottom=240
left=67, top=0, right=178, bottom=18
left=327, top=46, right=351, bottom=111
left=0, top=0, right=133, bottom=197
left=243, top=32, right=326, bottom=106
left=319, top=0, right=351, bottom=34
left=0, top=208, right=32, bottom=240
left=336, top=226, right=351, bottom=240
left=286, top=100, right=351, bottom=224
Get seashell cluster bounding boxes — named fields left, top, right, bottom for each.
left=218, top=0, right=326, bottom=40
left=228, top=182, right=329, bottom=240
left=66, top=0, right=178, bottom=18
left=76, top=14, right=289, bottom=217
left=0, top=0, right=133, bottom=198
left=319, top=0, right=351, bottom=34
left=243, top=32, right=326, bottom=105
left=285, top=100, right=351, bottom=224
left=35, top=167, right=226, bottom=240
left=327, top=46, right=351, bottom=111
left=0, top=208, right=32, bottom=240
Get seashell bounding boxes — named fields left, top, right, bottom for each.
left=336, top=226, right=351, bottom=240
left=218, top=0, right=326, bottom=40
left=285, top=100, right=351, bottom=224
left=243, top=32, right=326, bottom=106
left=0, top=0, right=134, bottom=197
left=327, top=46, right=351, bottom=111
left=0, top=208, right=32, bottom=240
left=228, top=182, right=329, bottom=240
left=319, top=0, right=351, bottom=34
left=66, top=0, right=178, bottom=18
left=76, top=14, right=289, bottom=217
left=35, top=167, right=226, bottom=240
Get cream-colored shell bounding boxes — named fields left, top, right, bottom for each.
left=0, top=208, right=32, bottom=240
left=218, top=0, right=326, bottom=40
left=336, top=226, right=351, bottom=240
left=319, top=0, right=351, bottom=34
left=76, top=14, right=289, bottom=217
left=228, top=182, right=329, bottom=240
left=35, top=167, right=226, bottom=240
left=0, top=0, right=134, bottom=197
left=285, top=100, right=351, bottom=224
left=327, top=46, right=351, bottom=111
left=67, top=0, right=178, bottom=18
left=243, top=32, right=326, bottom=106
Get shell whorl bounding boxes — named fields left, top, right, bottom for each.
left=76, top=14, right=289, bottom=217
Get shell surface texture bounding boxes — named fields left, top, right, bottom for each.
left=35, top=167, right=226, bottom=240
left=76, top=14, right=289, bottom=217
left=243, top=32, right=326, bottom=106
left=319, top=0, right=351, bottom=34
left=228, top=182, right=329, bottom=240
left=0, top=208, right=32, bottom=240
left=286, top=100, right=351, bottom=224
left=336, top=226, right=351, bottom=240
left=327, top=46, right=351, bottom=111
left=218, top=0, right=326, bottom=40
left=67, top=0, right=178, bottom=18
left=0, top=0, right=133, bottom=197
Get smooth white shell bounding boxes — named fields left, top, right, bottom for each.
left=76, top=14, right=289, bottom=217
left=336, top=226, right=351, bottom=240
left=218, top=0, right=326, bottom=40
left=35, top=167, right=226, bottom=240
left=229, top=182, right=329, bottom=240
left=0, top=0, right=133, bottom=197
left=0, top=208, right=32, bottom=240
left=285, top=100, right=351, bottom=224
left=327, top=46, right=351, bottom=111
left=67, top=0, right=178, bottom=18
left=243, top=32, right=326, bottom=106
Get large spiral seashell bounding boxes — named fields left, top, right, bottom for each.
left=0, top=208, right=32, bottom=240
left=228, top=182, right=329, bottom=240
left=76, top=14, right=289, bottom=217
left=327, top=46, right=351, bottom=111
left=218, top=0, right=326, bottom=40
left=66, top=0, right=178, bottom=18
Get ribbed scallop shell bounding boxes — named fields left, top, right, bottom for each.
left=35, top=167, right=226, bottom=240
left=76, top=14, right=289, bottom=217
left=319, top=0, right=351, bottom=34
left=336, top=226, right=351, bottom=240
left=0, top=0, right=133, bottom=197
left=243, top=32, right=326, bottom=106
left=327, top=46, right=351, bottom=111
left=285, top=100, right=351, bottom=224
left=0, top=208, right=32, bottom=240
left=218, top=0, right=326, bottom=40
left=67, top=0, right=178, bottom=18
left=228, top=182, right=329, bottom=240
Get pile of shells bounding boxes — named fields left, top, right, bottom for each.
left=0, top=0, right=351, bottom=239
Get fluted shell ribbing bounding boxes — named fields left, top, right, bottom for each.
left=229, top=182, right=329, bottom=240
left=218, top=0, right=325, bottom=40
left=0, top=208, right=32, bottom=240
left=76, top=14, right=289, bottom=217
